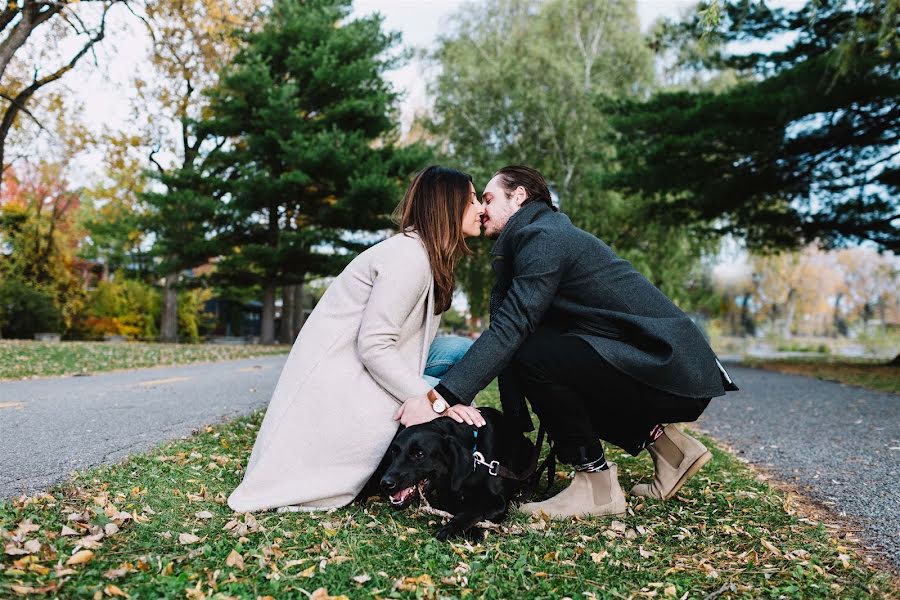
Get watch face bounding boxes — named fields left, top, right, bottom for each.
left=432, top=399, right=448, bottom=413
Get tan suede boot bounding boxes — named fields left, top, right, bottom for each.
left=518, top=462, right=627, bottom=519
left=631, top=425, right=712, bottom=500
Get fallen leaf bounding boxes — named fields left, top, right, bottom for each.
left=195, top=511, right=214, bottom=519
left=104, top=584, right=130, bottom=598
left=299, top=564, right=317, bottom=578
left=761, top=539, right=782, bottom=556
left=23, top=539, right=41, bottom=554
left=178, top=533, right=201, bottom=545
left=60, top=526, right=79, bottom=537
left=352, top=574, right=371, bottom=584
left=14, top=519, right=40, bottom=537
left=225, top=549, right=245, bottom=570
left=591, top=550, right=608, bottom=563
left=9, top=583, right=57, bottom=596
left=309, top=589, right=350, bottom=600
left=66, top=550, right=95, bottom=566
left=664, top=585, right=677, bottom=597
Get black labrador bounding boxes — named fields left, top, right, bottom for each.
left=378, top=407, right=535, bottom=541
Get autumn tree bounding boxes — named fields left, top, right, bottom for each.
left=0, top=161, right=85, bottom=334
left=0, top=1, right=128, bottom=193
left=133, top=0, right=265, bottom=342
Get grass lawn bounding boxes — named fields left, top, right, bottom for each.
left=745, top=357, right=899, bottom=394
left=2, top=385, right=897, bottom=599
left=0, top=340, right=290, bottom=381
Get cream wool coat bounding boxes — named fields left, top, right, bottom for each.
left=228, top=232, right=439, bottom=512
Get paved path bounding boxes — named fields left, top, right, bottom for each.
left=0, top=355, right=288, bottom=500
left=698, top=364, right=899, bottom=570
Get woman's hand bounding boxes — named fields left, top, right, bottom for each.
left=445, top=404, right=486, bottom=427
left=393, top=396, right=439, bottom=427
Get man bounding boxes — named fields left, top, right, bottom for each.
left=396, top=165, right=737, bottom=518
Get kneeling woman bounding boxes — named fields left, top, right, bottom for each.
left=228, top=166, right=485, bottom=512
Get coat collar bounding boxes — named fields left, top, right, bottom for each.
left=490, top=201, right=552, bottom=257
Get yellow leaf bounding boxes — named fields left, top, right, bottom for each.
left=104, top=584, right=130, bottom=598
left=299, top=564, right=317, bottom=578
left=66, top=550, right=95, bottom=566
left=664, top=585, right=677, bottom=597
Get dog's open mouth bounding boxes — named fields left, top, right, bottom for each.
left=388, top=479, right=430, bottom=508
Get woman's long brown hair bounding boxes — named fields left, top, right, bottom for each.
left=393, top=166, right=474, bottom=314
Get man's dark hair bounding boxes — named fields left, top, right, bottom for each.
left=494, top=165, right=557, bottom=212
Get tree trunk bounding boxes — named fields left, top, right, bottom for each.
left=782, top=288, right=796, bottom=339
left=160, top=272, right=179, bottom=343
left=279, top=285, right=295, bottom=344
left=260, top=283, right=276, bottom=344
left=293, top=280, right=306, bottom=338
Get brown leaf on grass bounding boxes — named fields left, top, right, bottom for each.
left=299, top=564, right=317, bottom=578
left=225, top=549, right=245, bottom=570
left=23, top=539, right=41, bottom=554
left=195, top=511, right=214, bottom=519
left=591, top=550, right=608, bottom=563
left=4, top=544, right=28, bottom=555
left=309, top=588, right=350, bottom=600
left=60, top=525, right=79, bottom=537
left=14, top=519, right=40, bottom=537
left=104, top=563, right=136, bottom=579
left=664, top=585, right=677, bottom=597
left=178, top=533, right=201, bottom=545
left=103, top=584, right=130, bottom=598
left=760, top=540, right=782, bottom=556
left=9, top=583, right=57, bottom=596
left=66, top=550, right=95, bottom=566
left=352, top=574, right=371, bottom=584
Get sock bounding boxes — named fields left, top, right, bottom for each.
left=646, top=424, right=665, bottom=446
left=574, top=446, right=608, bottom=472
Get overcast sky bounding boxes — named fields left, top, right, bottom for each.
left=70, top=1, right=698, bottom=149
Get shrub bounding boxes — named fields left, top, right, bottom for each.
left=78, top=278, right=160, bottom=341
left=177, top=287, right=215, bottom=343
left=0, top=278, right=63, bottom=338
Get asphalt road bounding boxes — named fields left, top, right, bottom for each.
left=1, top=357, right=896, bottom=570
left=0, top=355, right=288, bottom=500
left=698, top=364, right=899, bottom=571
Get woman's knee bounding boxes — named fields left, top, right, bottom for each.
left=424, top=335, right=473, bottom=377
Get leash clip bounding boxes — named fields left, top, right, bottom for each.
left=472, top=451, right=499, bottom=476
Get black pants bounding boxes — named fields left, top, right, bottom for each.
left=512, top=326, right=710, bottom=464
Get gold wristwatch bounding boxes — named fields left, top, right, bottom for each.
left=427, top=389, right=448, bottom=414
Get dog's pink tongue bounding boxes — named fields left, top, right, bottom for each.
left=390, top=486, right=415, bottom=505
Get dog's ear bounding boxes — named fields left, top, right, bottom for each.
left=443, top=436, right=471, bottom=493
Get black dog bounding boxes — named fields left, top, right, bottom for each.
left=379, top=407, right=535, bottom=541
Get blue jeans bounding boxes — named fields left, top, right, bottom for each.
left=423, top=335, right=473, bottom=387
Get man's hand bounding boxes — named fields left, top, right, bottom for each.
left=393, top=396, right=439, bottom=427
left=445, top=404, right=486, bottom=427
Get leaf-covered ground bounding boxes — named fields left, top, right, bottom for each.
left=2, top=384, right=897, bottom=599
left=745, top=358, right=899, bottom=394
left=0, top=341, right=289, bottom=381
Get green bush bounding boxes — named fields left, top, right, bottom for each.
left=0, top=278, right=63, bottom=338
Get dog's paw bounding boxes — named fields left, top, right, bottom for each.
left=462, top=527, right=485, bottom=543
left=435, top=525, right=457, bottom=541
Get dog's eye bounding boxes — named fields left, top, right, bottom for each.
left=411, top=449, right=425, bottom=460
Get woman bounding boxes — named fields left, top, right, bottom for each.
left=228, top=166, right=485, bottom=513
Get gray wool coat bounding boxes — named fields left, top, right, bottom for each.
left=436, top=201, right=736, bottom=429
